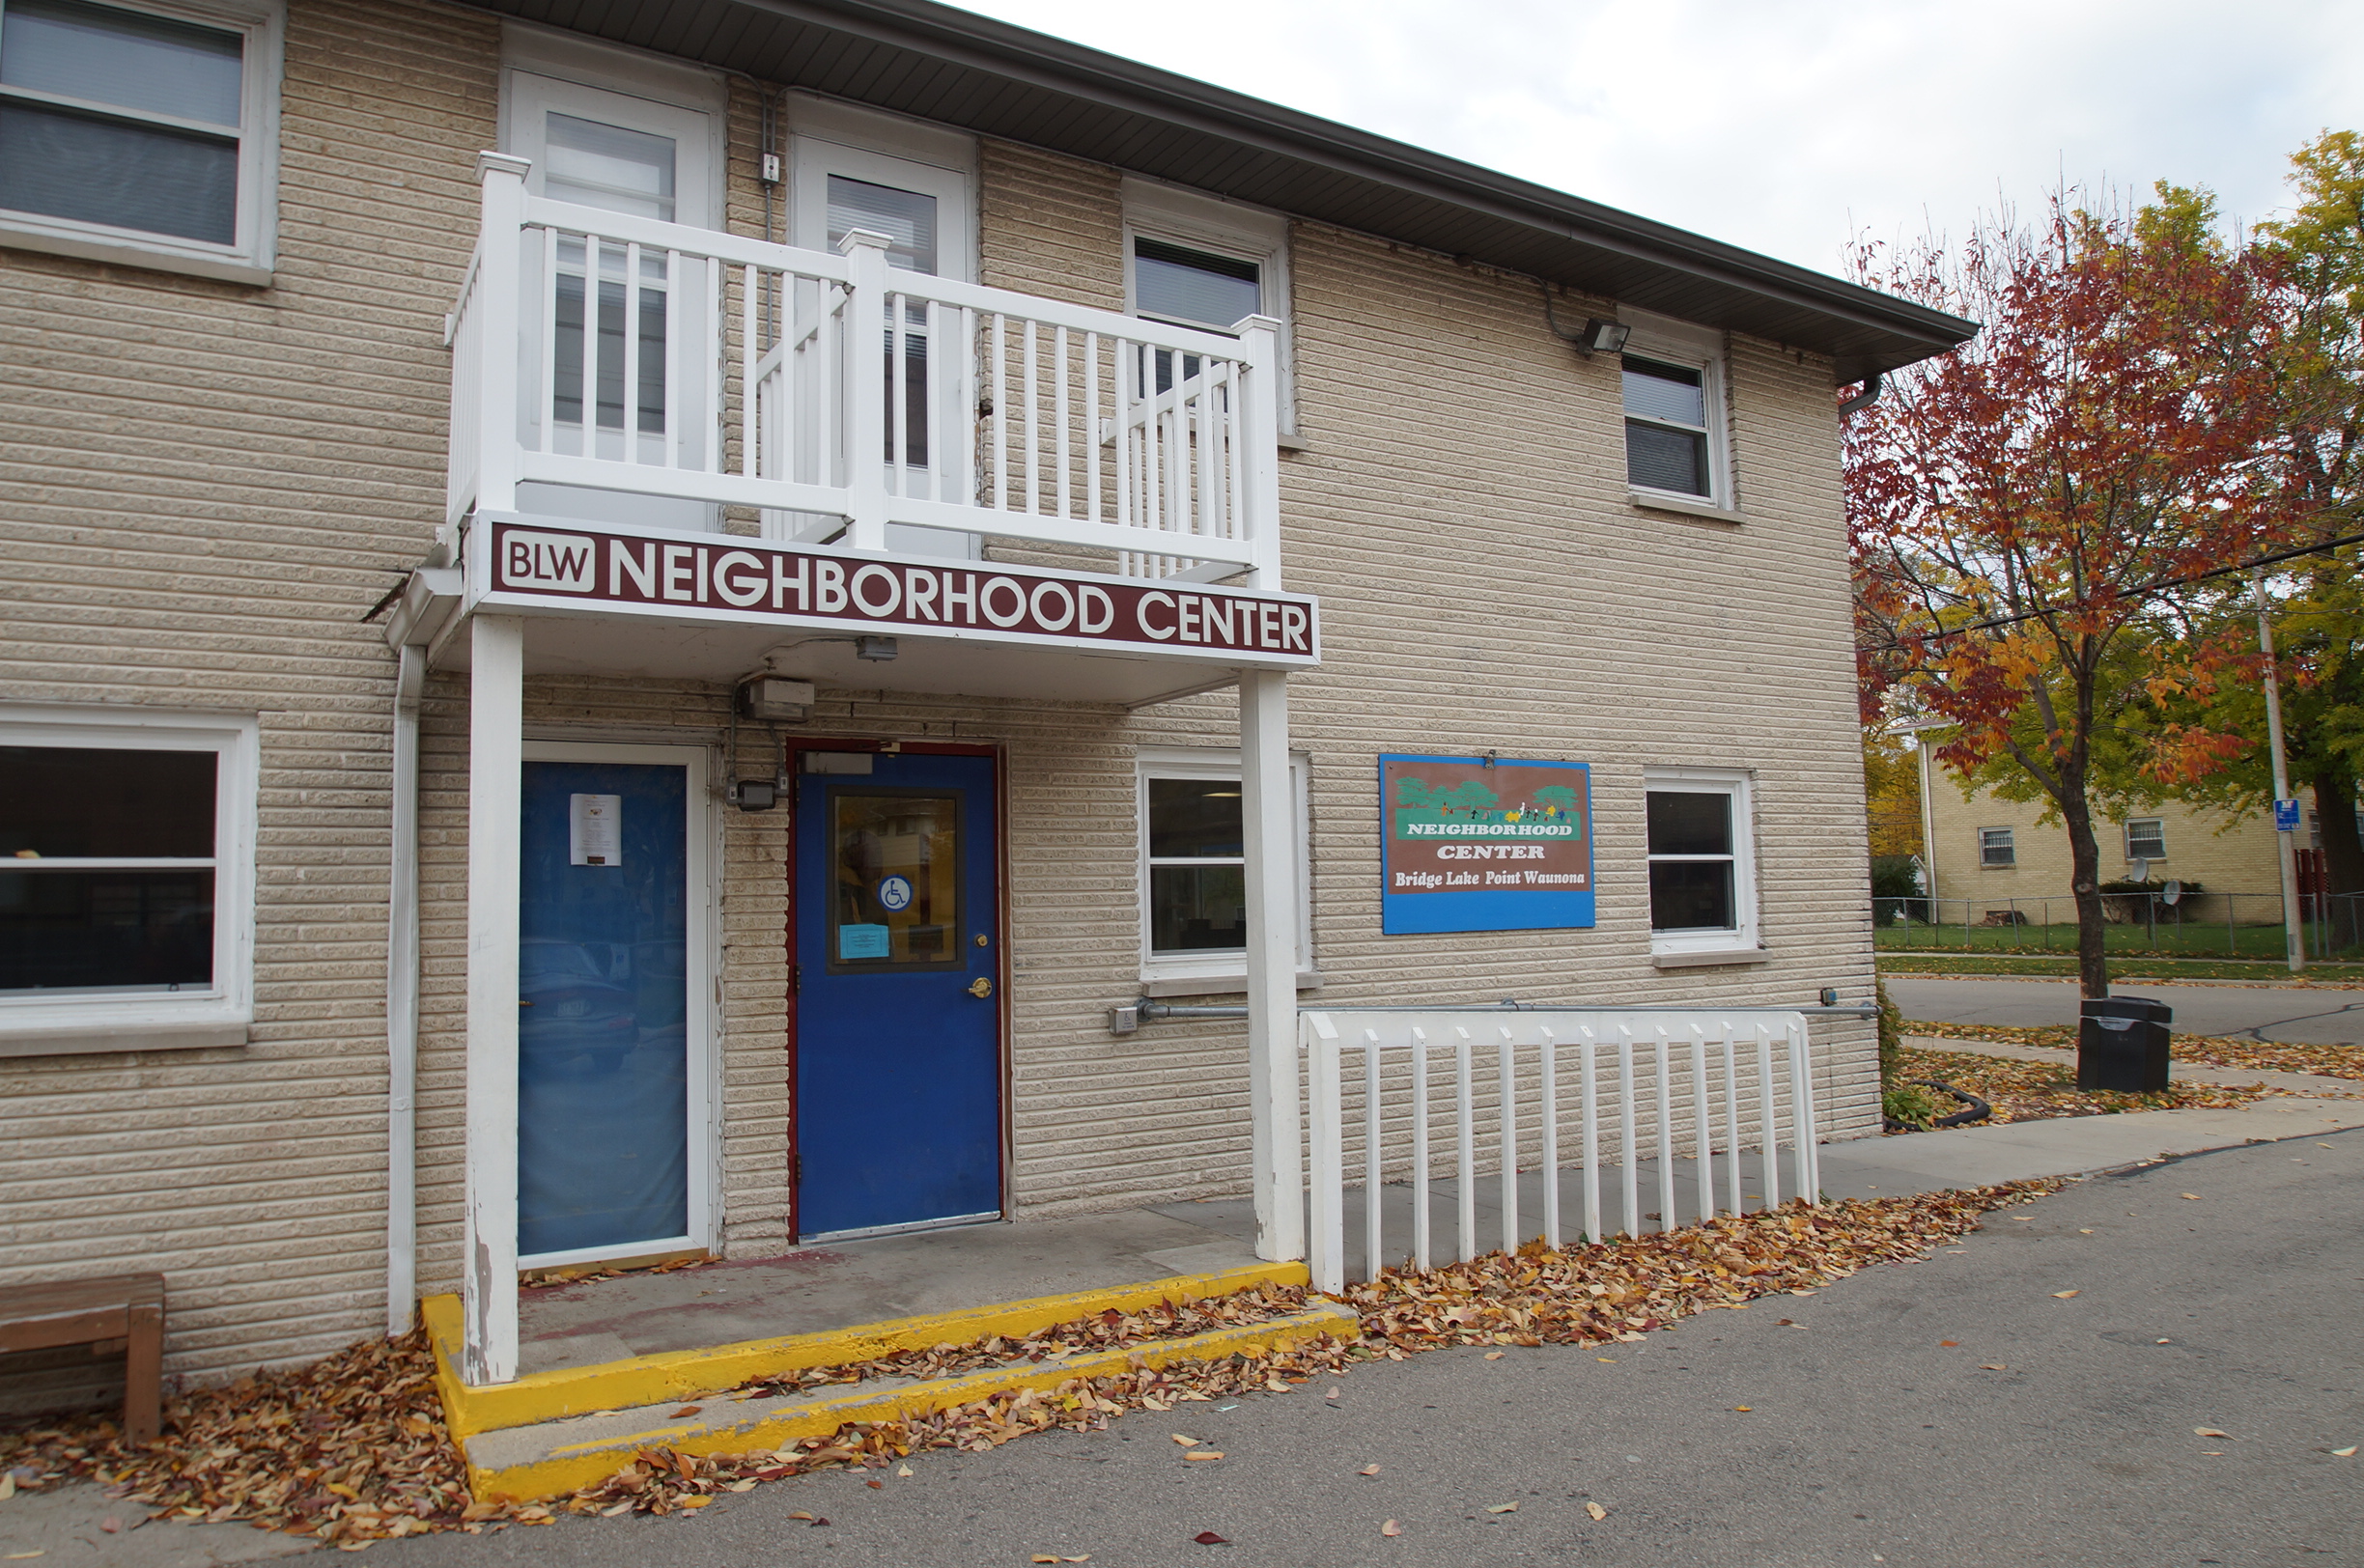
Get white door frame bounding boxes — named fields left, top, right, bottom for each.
left=515, top=739, right=719, bottom=1271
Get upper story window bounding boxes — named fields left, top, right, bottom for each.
left=0, top=0, right=279, bottom=282
left=1645, top=769, right=1759, bottom=959
left=2123, top=818, right=2166, bottom=862
left=1122, top=178, right=1295, bottom=436
left=0, top=706, right=257, bottom=1050
left=1618, top=315, right=1732, bottom=514
left=1979, top=826, right=2015, bottom=868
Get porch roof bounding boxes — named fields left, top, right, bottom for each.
left=459, top=0, right=1978, bottom=383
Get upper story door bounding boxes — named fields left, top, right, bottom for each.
left=505, top=69, right=721, bottom=532
left=791, top=136, right=977, bottom=558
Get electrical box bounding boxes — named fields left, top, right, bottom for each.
left=737, top=677, right=814, bottom=721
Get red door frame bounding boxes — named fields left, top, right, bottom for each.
left=779, top=736, right=1009, bottom=1243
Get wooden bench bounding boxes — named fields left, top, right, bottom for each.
left=0, top=1274, right=164, bottom=1442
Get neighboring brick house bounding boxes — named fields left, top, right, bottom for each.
left=0, top=0, right=1972, bottom=1400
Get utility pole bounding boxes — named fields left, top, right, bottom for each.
left=2256, top=572, right=2305, bottom=973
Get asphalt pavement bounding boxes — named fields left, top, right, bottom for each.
left=1886, top=976, right=2364, bottom=1045
left=339, top=1129, right=2362, bottom=1568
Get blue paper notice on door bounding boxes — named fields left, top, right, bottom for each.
left=839, top=923, right=890, bottom=960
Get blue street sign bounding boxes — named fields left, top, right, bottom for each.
left=2274, top=798, right=2301, bottom=832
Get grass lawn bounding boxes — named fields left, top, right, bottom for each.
left=1874, top=917, right=2358, bottom=963
left=1880, top=952, right=2364, bottom=983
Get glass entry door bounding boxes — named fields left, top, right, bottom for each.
left=793, top=749, right=1001, bottom=1241
left=517, top=748, right=709, bottom=1263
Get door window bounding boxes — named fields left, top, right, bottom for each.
left=828, top=790, right=962, bottom=971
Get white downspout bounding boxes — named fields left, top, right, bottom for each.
left=386, top=643, right=423, bottom=1335
left=1915, top=735, right=1939, bottom=907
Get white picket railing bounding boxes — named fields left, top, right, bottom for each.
left=1299, top=1009, right=1822, bottom=1294
left=447, top=154, right=1281, bottom=583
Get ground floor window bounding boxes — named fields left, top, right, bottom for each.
left=1980, top=826, right=2016, bottom=868
left=1137, top=746, right=1309, bottom=990
left=0, top=705, right=256, bottom=1041
left=1644, top=767, right=1758, bottom=958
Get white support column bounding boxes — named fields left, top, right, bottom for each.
left=1229, top=315, right=1285, bottom=591
left=839, top=228, right=893, bottom=553
left=473, top=154, right=532, bottom=517
left=1240, top=667, right=1301, bottom=1262
left=385, top=644, right=423, bottom=1337
left=463, top=615, right=524, bottom=1385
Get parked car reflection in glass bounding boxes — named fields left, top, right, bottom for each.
left=518, top=937, right=637, bottom=1071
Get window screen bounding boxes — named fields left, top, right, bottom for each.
left=1146, top=776, right=1245, bottom=954
left=2125, top=820, right=2165, bottom=861
left=0, top=744, right=218, bottom=993
left=1134, top=237, right=1259, bottom=331
left=0, top=0, right=243, bottom=244
left=1646, top=789, right=1736, bottom=931
left=1622, top=355, right=1711, bottom=497
left=1979, top=827, right=2015, bottom=868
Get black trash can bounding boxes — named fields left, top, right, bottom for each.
left=2077, top=996, right=2172, bottom=1092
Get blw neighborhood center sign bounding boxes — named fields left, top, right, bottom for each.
left=1379, top=754, right=1593, bottom=934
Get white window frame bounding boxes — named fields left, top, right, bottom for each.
left=514, top=738, right=719, bottom=1271
left=1620, top=310, right=1734, bottom=519
left=499, top=20, right=728, bottom=216
left=1979, top=826, right=2015, bottom=869
left=1121, top=176, right=1296, bottom=438
left=0, top=0, right=282, bottom=284
left=0, top=703, right=258, bottom=1054
left=1644, top=767, right=1759, bottom=959
left=2124, top=818, right=2166, bottom=862
left=1137, top=745, right=1312, bottom=994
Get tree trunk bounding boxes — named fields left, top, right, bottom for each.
left=2313, top=763, right=2364, bottom=954
left=2062, top=792, right=2111, bottom=999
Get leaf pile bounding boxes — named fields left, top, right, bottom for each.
left=0, top=1181, right=2058, bottom=1539
left=1907, top=1021, right=2364, bottom=1082
left=1893, top=1044, right=2276, bottom=1125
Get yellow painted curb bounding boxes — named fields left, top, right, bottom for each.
left=464, top=1301, right=1357, bottom=1502
left=426, top=1258, right=1309, bottom=1440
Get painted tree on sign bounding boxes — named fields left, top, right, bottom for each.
left=1850, top=185, right=2310, bottom=997
left=1394, top=778, right=1440, bottom=810
left=1533, top=784, right=1580, bottom=815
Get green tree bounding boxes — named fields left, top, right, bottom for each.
left=1442, top=781, right=1500, bottom=813
left=1394, top=777, right=1439, bottom=810
left=1533, top=784, right=1578, bottom=812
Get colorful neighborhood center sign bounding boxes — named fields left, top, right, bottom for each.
left=1379, top=754, right=1593, bottom=935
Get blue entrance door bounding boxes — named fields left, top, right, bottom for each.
left=518, top=759, right=691, bottom=1259
left=794, top=750, right=1001, bottom=1240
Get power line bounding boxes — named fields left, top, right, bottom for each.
left=1860, top=527, right=2364, bottom=650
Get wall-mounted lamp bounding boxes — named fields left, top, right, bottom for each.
left=856, top=635, right=899, bottom=662
left=736, top=676, right=814, bottom=721
left=1541, top=286, right=1632, bottom=357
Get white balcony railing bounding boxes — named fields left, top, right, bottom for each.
left=1298, top=1009, right=1823, bottom=1293
left=447, top=154, right=1283, bottom=585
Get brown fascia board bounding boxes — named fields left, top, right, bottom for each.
left=467, top=0, right=1980, bottom=378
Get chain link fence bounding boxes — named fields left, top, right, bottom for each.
left=1873, top=889, right=2364, bottom=960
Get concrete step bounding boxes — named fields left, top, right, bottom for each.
left=425, top=1258, right=1337, bottom=1501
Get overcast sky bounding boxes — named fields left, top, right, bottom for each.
left=958, top=0, right=2364, bottom=281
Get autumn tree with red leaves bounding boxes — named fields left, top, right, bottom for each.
left=1849, top=189, right=2308, bottom=998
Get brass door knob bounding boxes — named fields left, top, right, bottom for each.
left=968, top=977, right=993, bottom=999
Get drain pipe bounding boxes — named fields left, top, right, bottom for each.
left=385, top=643, right=423, bottom=1336
left=1838, top=371, right=1883, bottom=415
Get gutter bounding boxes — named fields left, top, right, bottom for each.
left=1838, top=372, right=1884, bottom=415
left=386, top=643, right=424, bottom=1335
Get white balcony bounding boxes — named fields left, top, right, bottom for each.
left=446, top=154, right=1285, bottom=598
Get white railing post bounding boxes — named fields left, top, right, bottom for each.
left=1241, top=669, right=1300, bottom=1262
left=1362, top=1029, right=1383, bottom=1281
left=1579, top=1025, right=1601, bottom=1244
left=462, top=613, right=524, bottom=1386
left=1453, top=1027, right=1476, bottom=1262
left=1230, top=314, right=1285, bottom=590
left=1410, top=1027, right=1431, bottom=1272
left=1788, top=1022, right=1816, bottom=1203
left=1306, top=1013, right=1344, bottom=1295
left=1498, top=1026, right=1519, bottom=1256
left=472, top=153, right=532, bottom=518
left=1539, top=1027, right=1560, bottom=1251
left=1690, top=1024, right=1715, bottom=1221
left=838, top=228, right=893, bottom=552
left=1755, top=1022, right=1781, bottom=1210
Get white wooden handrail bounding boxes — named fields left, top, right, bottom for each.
left=1298, top=1009, right=1821, bottom=1295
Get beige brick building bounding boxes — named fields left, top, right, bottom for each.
left=0, top=0, right=1971, bottom=1403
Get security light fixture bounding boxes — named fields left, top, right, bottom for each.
left=856, top=635, right=899, bottom=661
left=736, top=676, right=814, bottom=721
left=1540, top=286, right=1632, bottom=357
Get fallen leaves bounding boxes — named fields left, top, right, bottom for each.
left=2052, top=1290, right=2081, bottom=1299
left=2180, top=1193, right=2202, bottom=1201
left=1980, top=1364, right=2007, bottom=1371
left=1902, top=1023, right=2364, bottom=1084
left=1586, top=1502, right=1608, bottom=1521
left=1886, top=1044, right=2284, bottom=1130
left=1184, top=1451, right=1224, bottom=1462
left=0, top=1181, right=2068, bottom=1543
left=1731, top=1406, right=1753, bottom=1413
left=1358, top=1464, right=1381, bottom=1476
left=1030, top=1555, right=1090, bottom=1563
left=1193, top=1529, right=1228, bottom=1545
left=2194, top=1427, right=2231, bottom=1439
left=2333, top=1446, right=2357, bottom=1457
left=1381, top=1518, right=1402, bottom=1536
